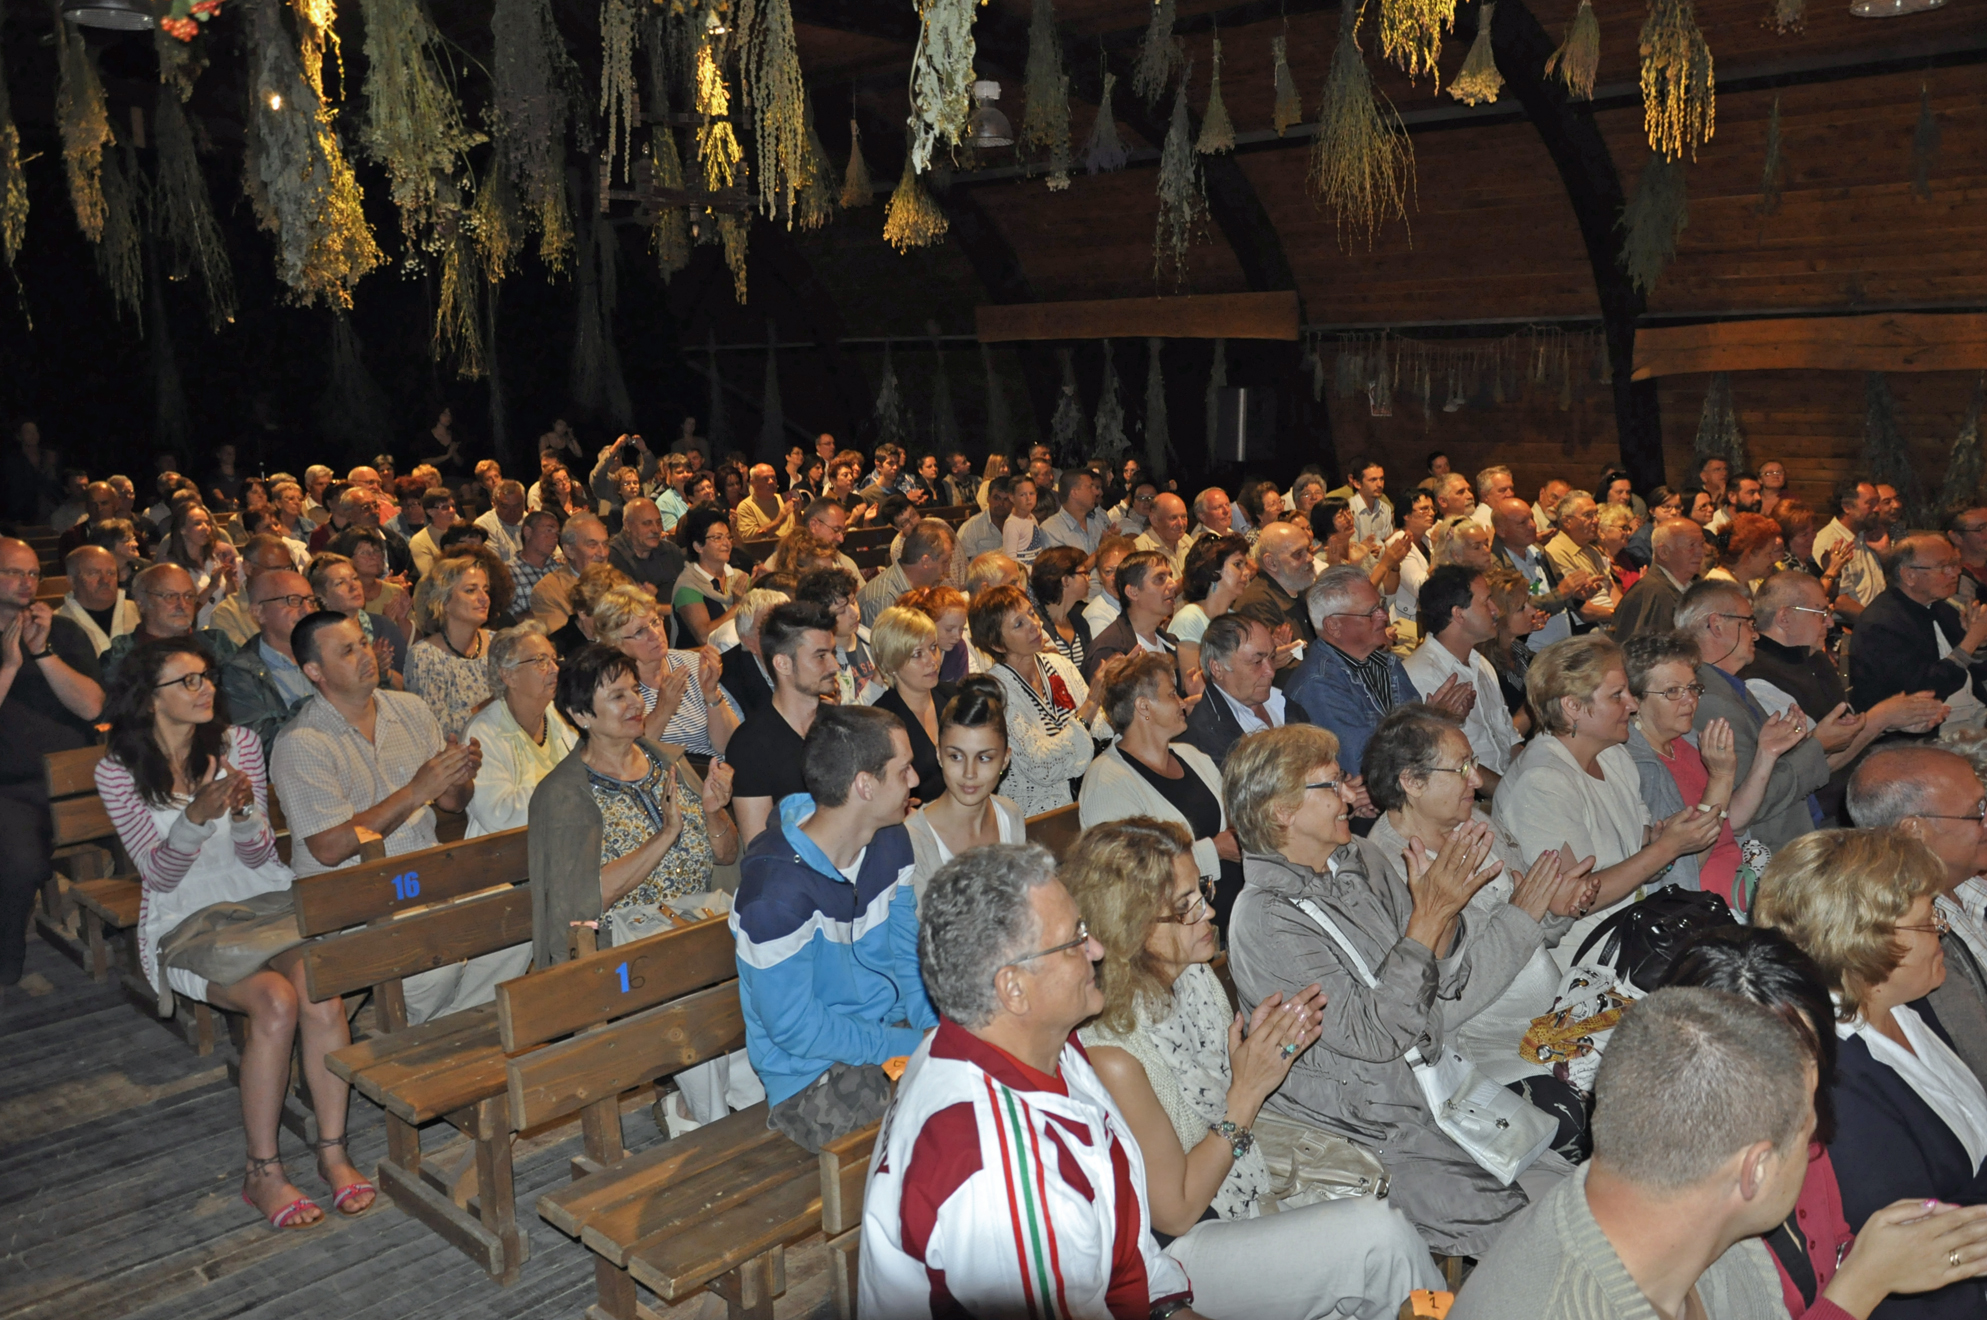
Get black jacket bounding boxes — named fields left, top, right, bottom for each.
left=1742, top=633, right=1855, bottom=824
left=1849, top=587, right=1987, bottom=716
left=719, top=645, right=774, bottom=716
left=1180, top=683, right=1312, bottom=767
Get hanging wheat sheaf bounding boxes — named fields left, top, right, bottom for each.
left=1447, top=1, right=1503, bottom=106
left=842, top=118, right=876, bottom=206
left=1271, top=33, right=1304, bottom=136
left=1640, top=0, right=1715, bottom=160
left=1197, top=37, right=1235, bottom=154
left=54, top=14, right=113, bottom=243
left=599, top=0, right=640, bottom=185
left=745, top=0, right=811, bottom=224
left=0, top=27, right=30, bottom=273
left=907, top=0, right=979, bottom=173
left=1021, top=0, right=1072, bottom=189
left=1310, top=0, right=1415, bottom=250
left=359, top=0, right=483, bottom=260
left=1378, top=0, right=1456, bottom=85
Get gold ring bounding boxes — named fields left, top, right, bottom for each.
left=1952, top=1249, right=1964, bottom=1269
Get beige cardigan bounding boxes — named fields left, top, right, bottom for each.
left=1077, top=741, right=1226, bottom=880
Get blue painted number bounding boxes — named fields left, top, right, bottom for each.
left=391, top=872, right=422, bottom=901
left=616, top=962, right=630, bottom=994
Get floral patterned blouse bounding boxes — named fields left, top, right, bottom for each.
left=404, top=635, right=493, bottom=737
left=588, top=745, right=716, bottom=920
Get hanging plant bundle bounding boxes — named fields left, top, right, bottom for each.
left=0, top=28, right=28, bottom=273
left=1938, top=375, right=1986, bottom=515
left=746, top=0, right=810, bottom=223
left=874, top=342, right=905, bottom=448
left=1757, top=95, right=1783, bottom=215
left=1619, top=149, right=1687, bottom=294
left=1197, top=37, right=1235, bottom=154
left=796, top=107, right=840, bottom=230
left=434, top=228, right=486, bottom=378
left=718, top=212, right=749, bottom=301
left=490, top=0, right=576, bottom=269
left=694, top=41, right=745, bottom=193
left=1545, top=0, right=1600, bottom=101
left=1862, top=372, right=1925, bottom=523
left=650, top=126, right=693, bottom=274
left=1911, top=84, right=1940, bottom=201
left=907, top=0, right=979, bottom=173
left=468, top=169, right=525, bottom=283
left=54, top=18, right=113, bottom=242
left=359, top=0, right=483, bottom=260
left=841, top=119, right=876, bottom=206
left=1767, top=0, right=1803, bottom=33
left=248, top=0, right=384, bottom=306
left=1022, top=0, right=1072, bottom=189
left=1153, top=69, right=1205, bottom=288
left=1133, top=0, right=1184, bottom=104
left=1378, top=0, right=1455, bottom=85
left=1448, top=2, right=1503, bottom=106
left=599, top=0, right=640, bottom=184
left=1144, top=337, right=1172, bottom=480
left=1309, top=0, right=1415, bottom=250
left=151, top=91, right=236, bottom=330
left=290, top=0, right=341, bottom=100
left=1272, top=34, right=1304, bottom=136
left=94, top=143, right=144, bottom=322
left=1639, top=0, right=1715, bottom=161
left=154, top=23, right=209, bottom=103
left=884, top=155, right=948, bottom=251
left=981, top=341, right=1012, bottom=457
left=1083, top=71, right=1129, bottom=174
left=1050, top=347, right=1085, bottom=467
left=1693, top=372, right=1747, bottom=471
left=1095, top=340, right=1129, bottom=465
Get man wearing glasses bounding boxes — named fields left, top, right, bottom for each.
left=0, top=537, right=105, bottom=985
left=862, top=843, right=1201, bottom=1320
left=1850, top=532, right=1987, bottom=734
left=221, top=570, right=322, bottom=756
left=1947, top=505, right=1987, bottom=608
left=101, top=562, right=238, bottom=687
left=1677, top=580, right=1845, bottom=850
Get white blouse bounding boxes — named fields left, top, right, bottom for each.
left=1840, top=1005, right=1987, bottom=1170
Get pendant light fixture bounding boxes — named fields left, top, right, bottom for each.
left=1849, top=0, right=1944, bottom=15
left=967, top=80, right=1014, bottom=149
left=62, top=0, right=157, bottom=29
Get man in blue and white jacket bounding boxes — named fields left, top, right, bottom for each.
left=731, top=703, right=938, bottom=1152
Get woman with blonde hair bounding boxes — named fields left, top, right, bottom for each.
left=976, top=453, right=1008, bottom=510
left=404, top=555, right=494, bottom=736
left=1067, top=817, right=1441, bottom=1318
left=592, top=583, right=737, bottom=756
left=1428, top=514, right=1494, bottom=573
left=868, top=605, right=954, bottom=803
left=1476, top=566, right=1546, bottom=730
left=548, top=562, right=631, bottom=657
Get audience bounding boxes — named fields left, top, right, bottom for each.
left=58, top=543, right=138, bottom=655
left=1182, top=613, right=1310, bottom=767
left=1849, top=533, right=1987, bottom=729
left=1404, top=564, right=1523, bottom=795
left=1236, top=521, right=1320, bottom=656
left=1028, top=544, right=1094, bottom=676
left=1489, top=495, right=1594, bottom=647
left=1477, top=565, right=1545, bottom=731
left=856, top=517, right=955, bottom=629
left=1284, top=566, right=1420, bottom=781
left=1085, top=549, right=1182, bottom=681
left=463, top=622, right=577, bottom=838
left=1172, top=533, right=1254, bottom=681
left=528, top=512, right=611, bottom=634
left=592, top=583, right=738, bottom=758
left=103, top=562, right=239, bottom=684
left=903, top=677, right=1024, bottom=901
left=970, top=583, right=1100, bottom=817
left=219, top=569, right=322, bottom=755
left=717, top=586, right=790, bottom=714
left=1612, top=517, right=1707, bottom=641
left=728, top=601, right=841, bottom=844
left=866, top=605, right=954, bottom=803
left=670, top=508, right=748, bottom=648
left=1813, top=480, right=1887, bottom=621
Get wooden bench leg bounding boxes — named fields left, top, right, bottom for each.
left=473, top=1095, right=528, bottom=1286
left=81, top=908, right=109, bottom=981
left=827, top=1228, right=860, bottom=1320
left=709, top=1248, right=784, bottom=1320
left=192, top=1002, right=215, bottom=1057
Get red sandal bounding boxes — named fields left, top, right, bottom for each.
left=312, top=1135, right=377, bottom=1216
left=242, top=1155, right=322, bottom=1230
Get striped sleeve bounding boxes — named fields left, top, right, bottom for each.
left=227, top=727, right=281, bottom=869
left=94, top=755, right=215, bottom=894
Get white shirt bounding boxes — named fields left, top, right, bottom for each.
left=1214, top=681, right=1287, bottom=735
left=1082, top=591, right=1122, bottom=637
left=1812, top=518, right=1886, bottom=605
left=474, top=508, right=525, bottom=563
left=1935, top=618, right=1987, bottom=729
left=1349, top=491, right=1394, bottom=544
left=1840, top=1005, right=1987, bottom=1169
left=1402, top=637, right=1521, bottom=775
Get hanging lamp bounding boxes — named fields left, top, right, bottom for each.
left=967, top=81, right=1014, bottom=149
left=63, top=0, right=155, bottom=29
left=1848, top=0, right=1943, bottom=14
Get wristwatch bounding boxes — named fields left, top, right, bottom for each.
left=1151, top=1297, right=1194, bottom=1320
left=29, top=645, right=55, bottom=660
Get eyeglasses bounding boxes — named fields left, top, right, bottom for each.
left=256, top=593, right=319, bottom=611
left=154, top=669, right=217, bottom=692
left=1156, top=878, right=1218, bottom=925
left=1325, top=605, right=1389, bottom=622
left=1304, top=778, right=1348, bottom=795
left=506, top=655, right=559, bottom=673
left=1714, top=613, right=1758, bottom=632
left=144, top=590, right=202, bottom=607
left=1789, top=605, right=1832, bottom=618
left=1914, top=801, right=1987, bottom=824
left=1646, top=683, right=1707, bottom=702
left=1424, top=757, right=1479, bottom=779
left=1001, top=920, right=1092, bottom=973
left=1895, top=911, right=1953, bottom=937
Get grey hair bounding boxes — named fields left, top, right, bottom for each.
left=918, top=843, right=1058, bottom=1028
left=1556, top=489, right=1596, bottom=522
left=1592, top=987, right=1810, bottom=1190
left=1473, top=464, right=1511, bottom=500
left=486, top=619, right=551, bottom=690
left=1882, top=531, right=1947, bottom=579
left=558, top=512, right=607, bottom=552
left=1674, top=579, right=1751, bottom=636
left=1291, top=473, right=1327, bottom=501
left=1198, top=611, right=1261, bottom=672
left=1306, top=564, right=1374, bottom=632
left=734, top=587, right=792, bottom=640
left=1192, top=488, right=1227, bottom=523
left=1846, top=745, right=1969, bottom=827
left=1428, top=515, right=1485, bottom=567
left=1753, top=569, right=1823, bottom=626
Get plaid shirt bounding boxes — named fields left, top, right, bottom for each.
left=269, top=689, right=444, bottom=877
left=507, top=550, right=564, bottom=602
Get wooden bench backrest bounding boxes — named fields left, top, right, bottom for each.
left=297, top=885, right=534, bottom=1002
left=1024, top=802, right=1083, bottom=860
left=45, top=745, right=108, bottom=798
left=289, top=827, right=529, bottom=936
left=506, top=979, right=745, bottom=1131
left=495, top=916, right=735, bottom=1053
left=44, top=744, right=288, bottom=850
left=34, top=575, right=68, bottom=602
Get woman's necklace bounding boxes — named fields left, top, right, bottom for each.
left=442, top=626, right=482, bottom=659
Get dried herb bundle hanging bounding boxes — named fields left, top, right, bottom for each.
left=1447, top=2, right=1503, bottom=106
left=155, top=24, right=208, bottom=104
left=1756, top=94, right=1782, bottom=215
left=0, top=29, right=29, bottom=275
left=599, top=0, right=640, bottom=184
left=981, top=342, right=1012, bottom=456
left=1639, top=0, right=1714, bottom=161
left=248, top=0, right=383, bottom=306
left=1545, top=0, right=1599, bottom=101
left=694, top=40, right=744, bottom=193
left=759, top=324, right=785, bottom=461
left=1861, top=372, right=1925, bottom=524
left=884, top=156, right=948, bottom=251
left=1205, top=337, right=1226, bottom=453
left=1378, top=0, right=1454, bottom=85
left=359, top=0, right=483, bottom=260
left=907, top=0, right=978, bottom=173
left=290, top=0, right=341, bottom=100
left=1153, top=69, right=1204, bottom=288
left=320, top=309, right=393, bottom=459
left=1144, top=337, right=1172, bottom=481
left=1911, top=84, right=1940, bottom=201
left=874, top=342, right=905, bottom=448
left=1938, top=375, right=1986, bottom=515
left=841, top=119, right=875, bottom=206
left=1272, top=34, right=1303, bottom=136
left=1693, top=372, right=1747, bottom=472
left=1619, top=149, right=1686, bottom=294
left=55, top=15, right=113, bottom=242
left=718, top=212, right=749, bottom=301
left=1766, top=0, right=1802, bottom=34
left=1094, top=340, right=1129, bottom=465
left=745, top=0, right=810, bottom=223
left=1084, top=71, right=1128, bottom=174
left=1309, top=0, right=1415, bottom=250
left=1050, top=347, right=1085, bottom=467
left=796, top=107, right=839, bottom=230
left=490, top=0, right=575, bottom=270
left=95, top=142, right=144, bottom=322
left=1197, top=37, right=1235, bottom=154
left=1022, top=0, right=1072, bottom=188
left=434, top=228, right=485, bottom=377
left=1134, top=0, right=1183, bottom=104
left=152, top=91, right=236, bottom=330
left=469, top=170, right=525, bottom=283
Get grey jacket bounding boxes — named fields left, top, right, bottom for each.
left=1691, top=662, right=1829, bottom=851
left=1225, top=838, right=1556, bottom=1255
left=1929, top=923, right=1987, bottom=1090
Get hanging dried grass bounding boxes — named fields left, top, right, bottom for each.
left=1272, top=34, right=1303, bottom=136
left=1765, top=0, right=1802, bottom=34
left=874, top=342, right=905, bottom=447
left=718, top=212, right=749, bottom=301
left=359, top=0, right=483, bottom=261
left=54, top=16, right=113, bottom=243
left=1198, top=37, right=1235, bottom=154
left=1309, top=0, right=1414, bottom=250
left=1022, top=0, right=1072, bottom=188
left=1447, top=1, right=1503, bottom=106
left=1050, top=347, right=1085, bottom=467
left=290, top=0, right=342, bottom=100
left=884, top=156, right=948, bottom=252
left=1938, top=375, right=1985, bottom=515
left=1756, top=94, right=1782, bottom=215
left=95, top=142, right=144, bottom=323
left=248, top=0, right=384, bottom=307
left=600, top=0, right=640, bottom=184
left=1619, top=149, right=1687, bottom=295
left=1133, top=0, right=1184, bottom=105
left=795, top=107, right=839, bottom=230
left=650, top=127, right=693, bottom=274
left=1639, top=0, right=1714, bottom=161
left=1094, top=340, right=1128, bottom=465
left=1084, top=70, right=1129, bottom=174
left=694, top=41, right=744, bottom=191
left=1911, top=84, right=1940, bottom=201
left=981, top=341, right=1012, bottom=456
left=1693, top=372, right=1747, bottom=471
left=841, top=119, right=876, bottom=206
left=434, top=228, right=485, bottom=378
left=490, top=0, right=575, bottom=270
left=151, top=91, right=236, bottom=330
left=155, top=24, right=208, bottom=103
left=1144, top=337, right=1172, bottom=480
left=469, top=169, right=525, bottom=283
left=1378, top=0, right=1455, bottom=85
left=1545, top=0, right=1599, bottom=101
left=907, top=0, right=978, bottom=173
left=1153, top=68, right=1204, bottom=288
left=0, top=28, right=27, bottom=274
left=1862, top=372, right=1925, bottom=523
left=745, top=0, right=810, bottom=223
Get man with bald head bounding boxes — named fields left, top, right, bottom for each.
left=208, top=533, right=303, bottom=646
left=1850, top=531, right=1987, bottom=731
left=0, top=536, right=104, bottom=983
left=1235, top=521, right=1320, bottom=662
left=102, top=562, right=239, bottom=684
left=57, top=544, right=138, bottom=655
left=1848, top=744, right=1987, bottom=1086
left=1490, top=495, right=1596, bottom=647
left=1611, top=516, right=1707, bottom=641
left=56, top=481, right=120, bottom=558
left=734, top=463, right=794, bottom=540
left=608, top=497, right=686, bottom=599
left=222, top=569, right=322, bottom=754
left=1135, top=492, right=1193, bottom=576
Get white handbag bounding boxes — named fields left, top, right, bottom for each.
left=1291, top=897, right=1558, bottom=1186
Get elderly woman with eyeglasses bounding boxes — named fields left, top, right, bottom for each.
left=591, top=583, right=738, bottom=756
left=464, top=622, right=577, bottom=837
left=1065, top=818, right=1442, bottom=1320
left=1222, top=723, right=1583, bottom=1255
left=1622, top=633, right=1804, bottom=912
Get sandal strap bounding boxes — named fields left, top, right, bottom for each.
left=310, top=1135, right=349, bottom=1153
left=245, top=1154, right=287, bottom=1175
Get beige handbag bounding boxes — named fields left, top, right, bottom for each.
left=1251, top=1112, right=1391, bottom=1206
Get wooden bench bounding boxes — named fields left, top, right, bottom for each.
left=34, top=573, right=68, bottom=603
left=1024, top=801, right=1084, bottom=859
left=525, top=919, right=862, bottom=1320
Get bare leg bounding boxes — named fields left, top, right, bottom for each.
left=206, top=969, right=323, bottom=1227
left=287, top=959, right=374, bottom=1213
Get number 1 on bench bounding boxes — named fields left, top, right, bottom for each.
left=616, top=962, right=629, bottom=994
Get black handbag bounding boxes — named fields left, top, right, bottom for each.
left=1572, top=885, right=1737, bottom=991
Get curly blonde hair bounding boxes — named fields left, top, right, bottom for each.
left=571, top=563, right=633, bottom=619
left=1527, top=634, right=1624, bottom=736
left=591, top=584, right=660, bottom=641
left=410, top=556, right=490, bottom=638
left=1058, top=818, right=1195, bottom=1034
